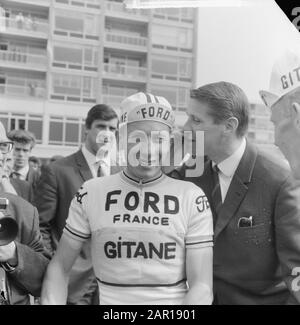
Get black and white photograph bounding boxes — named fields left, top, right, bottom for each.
left=0, top=0, right=300, bottom=309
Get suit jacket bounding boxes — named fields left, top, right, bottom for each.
left=177, top=142, right=300, bottom=305
left=26, top=167, right=40, bottom=191
left=10, top=178, right=34, bottom=205
left=34, top=149, right=120, bottom=305
left=0, top=192, right=50, bottom=305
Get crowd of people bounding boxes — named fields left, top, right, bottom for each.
left=0, top=49, right=300, bottom=305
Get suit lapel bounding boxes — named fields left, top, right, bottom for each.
left=214, top=141, right=258, bottom=239
left=75, top=150, right=93, bottom=182
left=26, top=168, right=32, bottom=183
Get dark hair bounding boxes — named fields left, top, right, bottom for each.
left=7, top=129, right=36, bottom=149
left=85, top=104, right=118, bottom=129
left=29, top=156, right=41, bottom=166
left=190, top=81, right=249, bottom=137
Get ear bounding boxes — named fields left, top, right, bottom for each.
left=291, top=102, right=300, bottom=129
left=224, top=117, right=239, bottom=135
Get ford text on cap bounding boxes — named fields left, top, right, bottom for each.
left=119, top=92, right=175, bottom=128
left=259, top=50, right=300, bottom=108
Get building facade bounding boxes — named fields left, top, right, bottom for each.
left=0, top=0, right=196, bottom=158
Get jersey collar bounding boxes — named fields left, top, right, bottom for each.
left=120, top=170, right=166, bottom=187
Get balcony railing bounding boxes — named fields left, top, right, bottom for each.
left=0, top=17, right=49, bottom=36
left=105, top=30, right=147, bottom=49
left=0, top=50, right=47, bottom=70
left=0, top=83, right=46, bottom=98
left=153, top=8, right=193, bottom=23
left=55, top=0, right=101, bottom=10
left=6, top=0, right=50, bottom=7
left=103, top=63, right=147, bottom=81
left=106, top=1, right=148, bottom=17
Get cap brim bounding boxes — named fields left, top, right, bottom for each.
left=259, top=90, right=280, bottom=108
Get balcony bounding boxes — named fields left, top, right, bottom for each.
left=5, top=0, right=50, bottom=8
left=0, top=16, right=49, bottom=39
left=105, top=1, right=148, bottom=21
left=0, top=50, right=47, bottom=72
left=54, top=0, right=101, bottom=10
left=152, top=8, right=194, bottom=24
left=103, top=63, right=147, bottom=82
left=0, top=83, right=46, bottom=99
left=105, top=30, right=147, bottom=52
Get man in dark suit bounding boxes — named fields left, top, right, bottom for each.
left=7, top=129, right=40, bottom=191
left=180, top=81, right=300, bottom=304
left=0, top=122, right=50, bottom=305
left=34, top=104, right=119, bottom=305
left=2, top=150, right=34, bottom=204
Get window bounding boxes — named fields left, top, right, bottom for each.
left=55, top=16, right=84, bottom=33
left=0, top=71, right=46, bottom=98
left=150, top=85, right=190, bottom=111
left=49, top=116, right=85, bottom=146
left=51, top=73, right=97, bottom=103
left=54, top=46, right=82, bottom=64
left=54, top=10, right=99, bottom=39
left=152, top=25, right=193, bottom=52
left=0, top=113, right=43, bottom=143
left=151, top=55, right=192, bottom=81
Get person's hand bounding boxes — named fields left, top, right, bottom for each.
left=0, top=241, right=17, bottom=263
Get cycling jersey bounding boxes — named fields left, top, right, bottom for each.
left=64, top=171, right=213, bottom=305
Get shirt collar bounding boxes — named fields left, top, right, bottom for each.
left=216, top=138, right=246, bottom=178
left=81, top=145, right=110, bottom=167
left=14, top=165, right=29, bottom=178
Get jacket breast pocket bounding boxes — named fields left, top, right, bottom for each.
left=234, top=222, right=273, bottom=247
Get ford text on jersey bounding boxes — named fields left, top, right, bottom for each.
left=64, top=171, right=213, bottom=305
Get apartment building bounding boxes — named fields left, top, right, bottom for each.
left=0, top=0, right=196, bottom=158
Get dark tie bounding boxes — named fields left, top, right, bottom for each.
left=11, top=171, right=21, bottom=179
left=211, top=164, right=223, bottom=224
left=97, top=162, right=107, bottom=177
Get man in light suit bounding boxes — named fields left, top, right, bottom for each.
left=260, top=49, right=300, bottom=180
left=34, top=104, right=119, bottom=305
left=180, top=81, right=300, bottom=304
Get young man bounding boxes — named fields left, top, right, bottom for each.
left=35, top=104, right=119, bottom=305
left=181, top=81, right=300, bottom=305
left=7, top=129, right=40, bottom=190
left=0, top=121, right=50, bottom=305
left=41, top=92, right=214, bottom=305
left=259, top=49, right=300, bottom=180
left=2, top=150, right=33, bottom=203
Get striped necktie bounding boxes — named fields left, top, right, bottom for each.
left=211, top=164, right=223, bottom=224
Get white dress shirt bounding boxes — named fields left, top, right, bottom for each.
left=81, top=145, right=111, bottom=178
left=13, top=164, right=29, bottom=180
left=213, top=138, right=246, bottom=203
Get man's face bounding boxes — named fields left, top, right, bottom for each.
left=85, top=118, right=118, bottom=155
left=125, top=120, right=171, bottom=180
left=184, top=98, right=224, bottom=160
left=271, top=96, right=300, bottom=179
left=13, top=142, right=32, bottom=170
